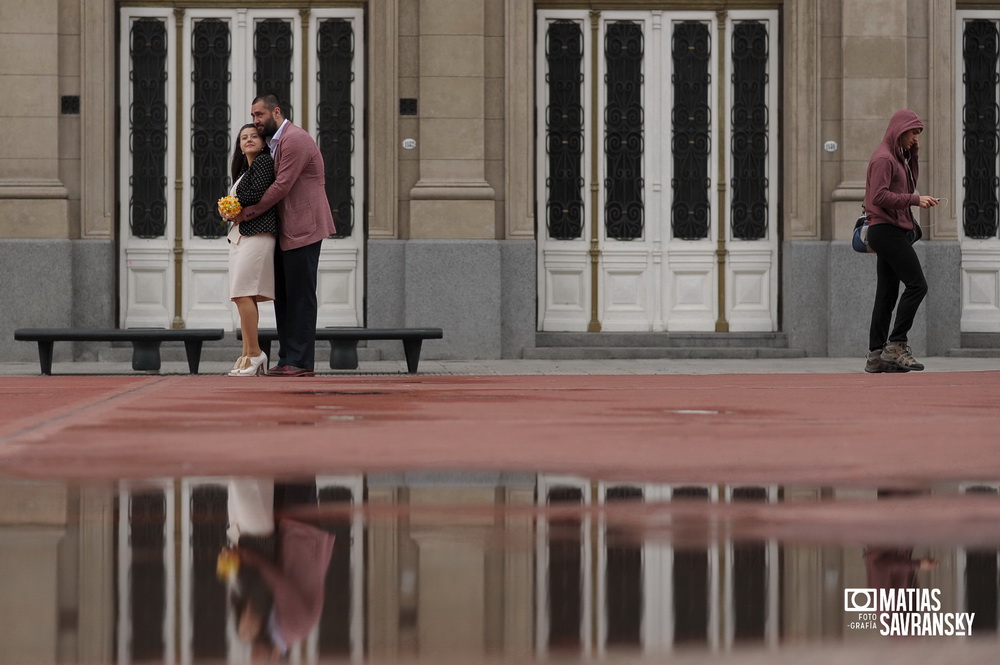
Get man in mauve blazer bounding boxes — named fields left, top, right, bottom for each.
left=238, top=93, right=336, bottom=377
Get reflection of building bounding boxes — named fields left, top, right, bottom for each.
left=534, top=477, right=781, bottom=655
left=7, top=2, right=1000, bottom=365
left=0, top=482, right=115, bottom=664
left=1, top=476, right=999, bottom=663
left=958, top=483, right=1000, bottom=636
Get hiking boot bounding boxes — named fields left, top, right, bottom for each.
left=880, top=341, right=925, bottom=371
left=865, top=349, right=909, bottom=373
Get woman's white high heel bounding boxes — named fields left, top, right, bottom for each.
left=227, top=356, right=248, bottom=376
left=237, top=352, right=267, bottom=376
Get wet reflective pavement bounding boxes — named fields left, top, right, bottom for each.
left=2, top=475, right=1000, bottom=664
left=0, top=369, right=999, bottom=663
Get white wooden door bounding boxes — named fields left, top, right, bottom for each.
left=957, top=12, right=1000, bottom=334
left=119, top=7, right=364, bottom=330
left=536, top=10, right=778, bottom=333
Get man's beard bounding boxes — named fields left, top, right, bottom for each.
left=258, top=116, right=278, bottom=138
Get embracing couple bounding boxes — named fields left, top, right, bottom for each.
left=223, top=93, right=335, bottom=377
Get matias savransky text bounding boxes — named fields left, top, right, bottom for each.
left=844, top=588, right=976, bottom=637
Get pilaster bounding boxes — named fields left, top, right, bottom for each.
left=369, top=0, right=400, bottom=238
left=928, top=0, right=958, bottom=240
left=506, top=0, right=535, bottom=238
left=0, top=0, right=69, bottom=238
left=783, top=0, right=822, bottom=239
left=409, top=0, right=496, bottom=239
left=80, top=0, right=116, bottom=239
left=831, top=0, right=911, bottom=240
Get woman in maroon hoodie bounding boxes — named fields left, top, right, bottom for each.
left=864, top=109, right=939, bottom=373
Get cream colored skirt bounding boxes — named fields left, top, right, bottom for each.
left=228, top=227, right=276, bottom=301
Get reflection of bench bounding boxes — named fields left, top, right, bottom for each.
left=238, top=328, right=444, bottom=374
left=14, top=328, right=225, bottom=375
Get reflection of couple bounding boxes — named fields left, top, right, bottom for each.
left=224, top=93, right=336, bottom=377
left=223, top=479, right=334, bottom=660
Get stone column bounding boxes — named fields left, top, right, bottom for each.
left=0, top=0, right=69, bottom=238
left=76, top=485, right=115, bottom=663
left=831, top=0, right=911, bottom=239
left=0, top=481, right=67, bottom=663
left=369, top=0, right=400, bottom=238
left=927, top=0, right=958, bottom=240
left=409, top=0, right=496, bottom=239
left=366, top=486, right=404, bottom=658
left=784, top=0, right=821, bottom=240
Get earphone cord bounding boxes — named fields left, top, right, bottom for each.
left=918, top=197, right=948, bottom=228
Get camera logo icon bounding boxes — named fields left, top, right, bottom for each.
left=844, top=588, right=877, bottom=612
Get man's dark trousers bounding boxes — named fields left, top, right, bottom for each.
left=273, top=239, right=323, bottom=370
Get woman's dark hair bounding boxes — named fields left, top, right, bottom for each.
left=229, top=123, right=269, bottom=183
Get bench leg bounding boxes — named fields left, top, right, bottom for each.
left=183, top=340, right=204, bottom=374
left=131, top=340, right=162, bottom=371
left=329, top=340, right=360, bottom=370
left=402, top=340, right=423, bottom=374
left=36, top=341, right=54, bottom=376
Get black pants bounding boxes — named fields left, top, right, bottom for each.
left=273, top=240, right=323, bottom=369
left=274, top=481, right=318, bottom=512
left=867, top=224, right=927, bottom=351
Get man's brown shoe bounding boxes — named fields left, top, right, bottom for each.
left=265, top=365, right=315, bottom=377
left=865, top=349, right=908, bottom=373
left=880, top=341, right=925, bottom=371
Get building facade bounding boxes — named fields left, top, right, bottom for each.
left=3, top=0, right=1000, bottom=363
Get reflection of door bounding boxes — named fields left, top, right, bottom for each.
left=536, top=10, right=778, bottom=333
left=118, top=7, right=364, bottom=330
left=535, top=477, right=780, bottom=656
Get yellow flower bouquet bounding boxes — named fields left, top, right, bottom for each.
left=217, top=195, right=242, bottom=221
left=216, top=547, right=240, bottom=582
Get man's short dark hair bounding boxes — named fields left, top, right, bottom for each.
left=252, top=92, right=282, bottom=113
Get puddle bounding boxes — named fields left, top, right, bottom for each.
left=1, top=473, right=999, bottom=664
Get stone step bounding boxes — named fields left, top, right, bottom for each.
left=959, top=332, right=1000, bottom=349
left=946, top=348, right=1000, bottom=358
left=522, top=346, right=807, bottom=360
left=534, top=331, right=793, bottom=349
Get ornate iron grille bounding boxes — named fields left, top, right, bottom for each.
left=129, top=491, right=167, bottom=660
left=254, top=19, right=294, bottom=121
left=731, top=487, right=768, bottom=641
left=317, top=19, right=356, bottom=239
left=963, top=20, right=1000, bottom=239
left=318, top=487, right=354, bottom=655
left=129, top=18, right=169, bottom=239
left=671, top=21, right=712, bottom=241
left=547, top=486, right=584, bottom=651
left=964, top=486, right=999, bottom=633
left=191, top=19, right=231, bottom=240
left=190, top=485, right=228, bottom=658
left=605, top=487, right=642, bottom=645
left=605, top=22, right=645, bottom=240
left=731, top=21, right=769, bottom=241
left=546, top=20, right=585, bottom=240
left=671, top=486, right=709, bottom=644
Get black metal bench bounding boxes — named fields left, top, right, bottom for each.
left=14, top=328, right=225, bottom=375
left=238, top=328, right=444, bottom=374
